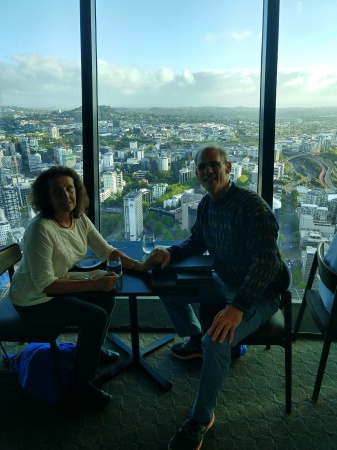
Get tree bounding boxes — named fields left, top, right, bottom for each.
left=292, top=267, right=303, bottom=285
left=278, top=234, right=286, bottom=247
left=235, top=174, right=249, bottom=188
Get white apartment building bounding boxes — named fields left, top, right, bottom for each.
left=163, top=193, right=182, bottom=209
left=180, top=190, right=203, bottom=206
left=123, top=190, right=143, bottom=241
left=133, top=149, right=144, bottom=161
left=299, top=215, right=335, bottom=240
left=301, top=246, right=317, bottom=282
left=313, top=207, right=328, bottom=223
left=306, top=189, right=328, bottom=207
left=0, top=185, right=22, bottom=228
left=1, top=155, right=22, bottom=173
left=181, top=202, right=199, bottom=231
left=16, top=182, right=32, bottom=207
left=0, top=208, right=13, bottom=246
left=300, top=204, right=317, bottom=216
left=28, top=153, right=42, bottom=172
left=179, top=167, right=192, bottom=183
left=152, top=183, right=168, bottom=200
left=274, top=162, right=285, bottom=179
left=103, top=152, right=114, bottom=169
left=246, top=146, right=259, bottom=158
left=230, top=163, right=242, bottom=182
left=250, top=166, right=259, bottom=184
left=48, top=126, right=60, bottom=139
left=158, top=156, right=169, bottom=171
left=54, top=147, right=68, bottom=164
left=102, top=170, right=124, bottom=195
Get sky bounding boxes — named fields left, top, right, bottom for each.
left=1, top=0, right=337, bottom=110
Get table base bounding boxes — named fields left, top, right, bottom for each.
left=93, top=332, right=174, bottom=391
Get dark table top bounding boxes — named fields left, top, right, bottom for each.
left=111, top=240, right=191, bottom=296
left=76, top=240, right=193, bottom=297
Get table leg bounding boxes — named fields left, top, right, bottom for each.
left=94, top=295, right=174, bottom=391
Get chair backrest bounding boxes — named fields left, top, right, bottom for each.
left=317, top=241, right=337, bottom=297
left=281, top=260, right=292, bottom=293
left=316, top=241, right=337, bottom=327
left=0, top=243, right=22, bottom=281
left=275, top=260, right=292, bottom=310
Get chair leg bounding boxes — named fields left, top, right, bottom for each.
left=293, top=296, right=307, bottom=339
left=285, top=343, right=292, bottom=414
left=0, top=341, right=16, bottom=373
left=312, top=337, right=332, bottom=401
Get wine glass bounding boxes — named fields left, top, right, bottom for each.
left=142, top=233, right=155, bottom=255
left=106, top=255, right=122, bottom=276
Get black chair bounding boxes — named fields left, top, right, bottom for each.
left=0, top=243, right=65, bottom=398
left=293, top=241, right=337, bottom=401
left=199, top=260, right=292, bottom=414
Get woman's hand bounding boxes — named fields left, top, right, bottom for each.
left=94, top=272, right=120, bottom=291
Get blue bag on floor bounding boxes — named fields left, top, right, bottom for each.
left=231, top=344, right=248, bottom=359
left=8, top=342, right=76, bottom=403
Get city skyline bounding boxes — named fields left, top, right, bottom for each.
left=1, top=1, right=337, bottom=109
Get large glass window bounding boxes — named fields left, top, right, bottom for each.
left=275, top=1, right=337, bottom=296
left=96, top=0, right=263, bottom=243
left=0, top=1, right=81, bottom=245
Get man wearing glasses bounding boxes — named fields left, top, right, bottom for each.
left=152, top=144, right=283, bottom=450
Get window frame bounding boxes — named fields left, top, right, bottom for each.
left=79, top=0, right=280, bottom=228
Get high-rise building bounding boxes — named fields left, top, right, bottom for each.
left=28, top=153, right=42, bottom=172
left=102, top=170, right=124, bottom=195
left=158, top=156, right=169, bottom=171
left=48, top=126, right=60, bottom=139
left=301, top=246, right=317, bottom=282
left=179, top=167, right=192, bottom=183
left=181, top=202, right=199, bottom=231
left=0, top=185, right=22, bottom=228
left=0, top=208, right=14, bottom=247
left=152, top=183, right=168, bottom=200
left=103, top=152, right=114, bottom=169
left=123, top=190, right=143, bottom=241
left=16, top=182, right=32, bottom=208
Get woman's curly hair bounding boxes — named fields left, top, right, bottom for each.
left=29, top=166, right=90, bottom=218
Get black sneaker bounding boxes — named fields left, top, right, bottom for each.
left=171, top=339, right=247, bottom=360
left=168, top=413, right=215, bottom=450
left=171, top=339, right=203, bottom=359
left=99, top=348, right=120, bottom=365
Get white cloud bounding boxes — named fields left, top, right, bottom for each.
left=204, top=29, right=253, bottom=43
left=0, top=52, right=81, bottom=108
left=1, top=53, right=337, bottom=109
left=277, top=64, right=337, bottom=106
left=231, top=30, right=253, bottom=43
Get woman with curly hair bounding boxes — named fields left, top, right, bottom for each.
left=9, top=166, right=155, bottom=409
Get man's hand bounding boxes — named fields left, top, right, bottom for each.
left=149, top=246, right=171, bottom=269
left=208, top=305, right=243, bottom=344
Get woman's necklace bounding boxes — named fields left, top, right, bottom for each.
left=53, top=215, right=73, bottom=228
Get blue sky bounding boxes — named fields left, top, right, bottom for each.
left=1, top=0, right=337, bottom=109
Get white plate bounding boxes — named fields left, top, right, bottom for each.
left=76, top=255, right=102, bottom=269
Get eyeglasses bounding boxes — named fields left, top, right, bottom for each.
left=196, top=161, right=227, bottom=172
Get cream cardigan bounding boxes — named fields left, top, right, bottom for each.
left=9, top=214, right=114, bottom=306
